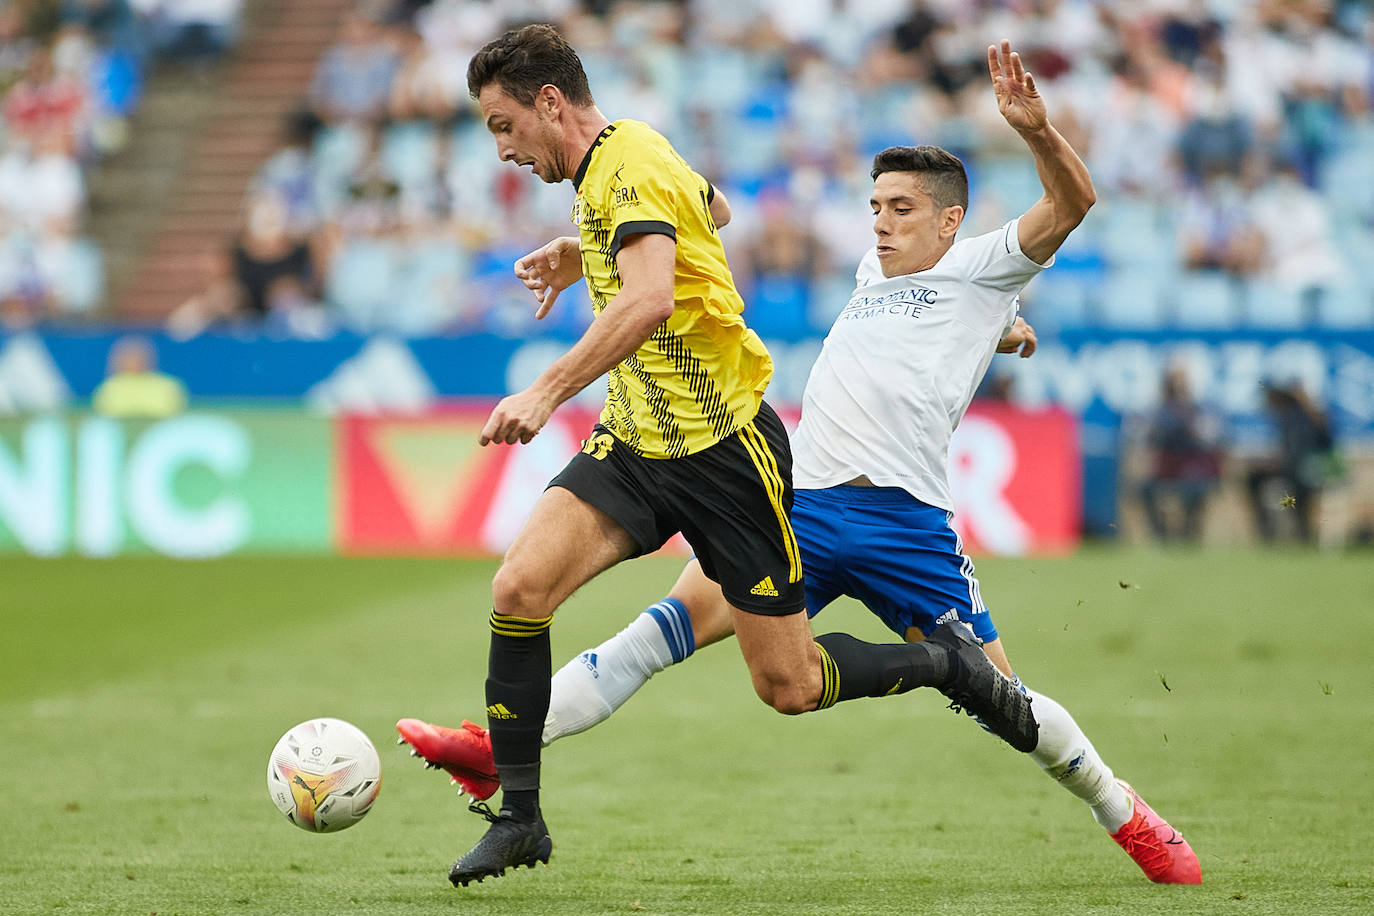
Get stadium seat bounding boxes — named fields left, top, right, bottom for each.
left=391, top=242, right=467, bottom=336
left=1023, top=268, right=1093, bottom=329
left=311, top=123, right=369, bottom=215
left=1241, top=280, right=1308, bottom=329
left=43, top=237, right=105, bottom=315
left=326, top=238, right=399, bottom=332
left=1170, top=270, right=1241, bottom=329
left=381, top=120, right=440, bottom=190
left=1095, top=267, right=1168, bottom=328
left=1314, top=281, right=1374, bottom=328
left=1097, top=197, right=1175, bottom=269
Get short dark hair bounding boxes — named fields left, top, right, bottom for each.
left=466, top=23, right=593, bottom=107
left=871, top=146, right=969, bottom=212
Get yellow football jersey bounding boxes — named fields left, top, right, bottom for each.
left=570, top=120, right=772, bottom=459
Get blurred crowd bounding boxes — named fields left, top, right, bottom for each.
left=4, top=0, right=1374, bottom=338
left=0, top=0, right=242, bottom=324
left=1124, top=362, right=1346, bottom=545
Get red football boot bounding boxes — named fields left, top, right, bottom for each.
left=396, top=718, right=499, bottom=801
left=1110, top=780, right=1202, bottom=884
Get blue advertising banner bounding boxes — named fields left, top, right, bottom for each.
left=2, top=328, right=1372, bottom=436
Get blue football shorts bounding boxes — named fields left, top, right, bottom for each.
left=791, top=484, right=1000, bottom=645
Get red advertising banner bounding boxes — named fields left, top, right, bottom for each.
left=337, top=405, right=604, bottom=555
left=337, top=402, right=1079, bottom=556
left=948, top=402, right=1080, bottom=555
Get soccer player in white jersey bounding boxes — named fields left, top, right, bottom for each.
left=401, top=40, right=1201, bottom=884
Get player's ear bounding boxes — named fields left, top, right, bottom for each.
left=939, top=205, right=964, bottom=239
left=536, top=84, right=561, bottom=118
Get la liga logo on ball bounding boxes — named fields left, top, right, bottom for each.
left=268, top=718, right=381, bottom=833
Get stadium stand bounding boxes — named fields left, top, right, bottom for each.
left=0, top=0, right=1369, bottom=337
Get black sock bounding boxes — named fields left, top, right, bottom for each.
left=813, top=632, right=949, bottom=709
left=485, top=610, right=553, bottom=820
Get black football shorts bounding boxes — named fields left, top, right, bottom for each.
left=548, top=401, right=805, bottom=616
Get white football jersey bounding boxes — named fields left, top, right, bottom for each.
left=791, top=218, right=1049, bottom=512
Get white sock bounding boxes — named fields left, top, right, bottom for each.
left=1023, top=685, right=1134, bottom=832
left=542, top=598, right=695, bottom=746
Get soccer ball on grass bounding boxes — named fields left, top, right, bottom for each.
left=267, top=717, right=381, bottom=832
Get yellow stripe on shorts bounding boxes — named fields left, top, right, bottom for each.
left=736, top=422, right=802, bottom=582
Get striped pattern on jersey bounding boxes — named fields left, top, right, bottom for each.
left=570, top=120, right=772, bottom=459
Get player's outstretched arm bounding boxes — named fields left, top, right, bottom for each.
left=987, top=39, right=1095, bottom=265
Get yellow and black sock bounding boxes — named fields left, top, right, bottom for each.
left=813, top=632, right=949, bottom=709
left=486, top=611, right=553, bottom=820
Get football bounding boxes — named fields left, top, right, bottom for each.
left=267, top=717, right=382, bottom=833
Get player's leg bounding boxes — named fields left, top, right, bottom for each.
left=996, top=641, right=1201, bottom=884
left=487, top=484, right=637, bottom=803
left=400, top=559, right=732, bottom=799
left=692, top=412, right=1033, bottom=747
left=450, top=483, right=638, bottom=886
left=543, top=558, right=735, bottom=743
left=834, top=489, right=1198, bottom=881
left=402, top=470, right=851, bottom=791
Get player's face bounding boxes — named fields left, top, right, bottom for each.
left=478, top=84, right=565, bottom=184
left=870, top=172, right=960, bottom=277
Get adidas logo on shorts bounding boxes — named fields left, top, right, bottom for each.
left=750, top=576, right=779, bottom=597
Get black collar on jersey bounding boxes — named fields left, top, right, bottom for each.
left=572, top=123, right=617, bottom=192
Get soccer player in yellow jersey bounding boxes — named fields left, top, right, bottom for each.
left=447, top=23, right=1034, bottom=886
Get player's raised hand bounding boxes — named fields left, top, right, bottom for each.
left=514, top=236, right=582, bottom=320
left=988, top=39, right=1047, bottom=135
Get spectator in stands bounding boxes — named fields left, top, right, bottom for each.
left=58, top=0, right=145, bottom=66
left=250, top=108, right=324, bottom=237
left=308, top=7, right=402, bottom=125
left=1176, top=37, right=1261, bottom=186
left=1246, top=380, right=1341, bottom=544
left=139, top=0, right=243, bottom=64
left=0, top=4, right=39, bottom=89
left=92, top=334, right=187, bottom=418
left=3, top=44, right=88, bottom=157
left=1177, top=161, right=1266, bottom=278
left=388, top=21, right=459, bottom=123
left=1139, top=365, right=1224, bottom=542
left=232, top=191, right=320, bottom=320
left=1087, top=53, right=1184, bottom=198
left=167, top=191, right=321, bottom=335
left=0, top=131, right=86, bottom=234
left=1245, top=158, right=1346, bottom=313
left=739, top=187, right=828, bottom=338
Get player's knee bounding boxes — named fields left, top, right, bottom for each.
left=753, top=678, right=817, bottom=716
left=490, top=563, right=551, bottom=619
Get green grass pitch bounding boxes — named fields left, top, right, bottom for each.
left=3, top=548, right=1372, bottom=915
